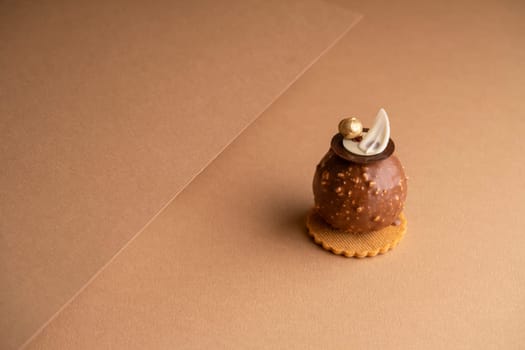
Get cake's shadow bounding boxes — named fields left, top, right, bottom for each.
left=280, top=205, right=310, bottom=237
left=263, top=190, right=313, bottom=243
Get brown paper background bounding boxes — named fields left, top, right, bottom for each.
left=0, top=1, right=360, bottom=348
left=23, top=0, right=525, bottom=349
left=4, top=0, right=525, bottom=348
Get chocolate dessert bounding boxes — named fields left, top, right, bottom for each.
left=312, top=109, right=407, bottom=233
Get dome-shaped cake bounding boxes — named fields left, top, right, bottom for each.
left=312, top=109, right=407, bottom=233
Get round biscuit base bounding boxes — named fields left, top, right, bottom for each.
left=306, top=210, right=407, bottom=258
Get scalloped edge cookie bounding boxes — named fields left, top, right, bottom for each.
left=306, top=209, right=407, bottom=258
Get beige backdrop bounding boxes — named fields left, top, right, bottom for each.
left=3, top=0, right=525, bottom=349
left=0, top=1, right=360, bottom=348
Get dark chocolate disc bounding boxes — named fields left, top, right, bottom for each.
left=330, top=131, right=395, bottom=164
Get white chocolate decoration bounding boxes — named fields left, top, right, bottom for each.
left=343, top=108, right=391, bottom=156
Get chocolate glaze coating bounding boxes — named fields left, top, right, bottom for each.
left=313, top=143, right=407, bottom=233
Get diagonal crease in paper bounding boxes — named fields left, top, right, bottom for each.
left=0, top=0, right=361, bottom=348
